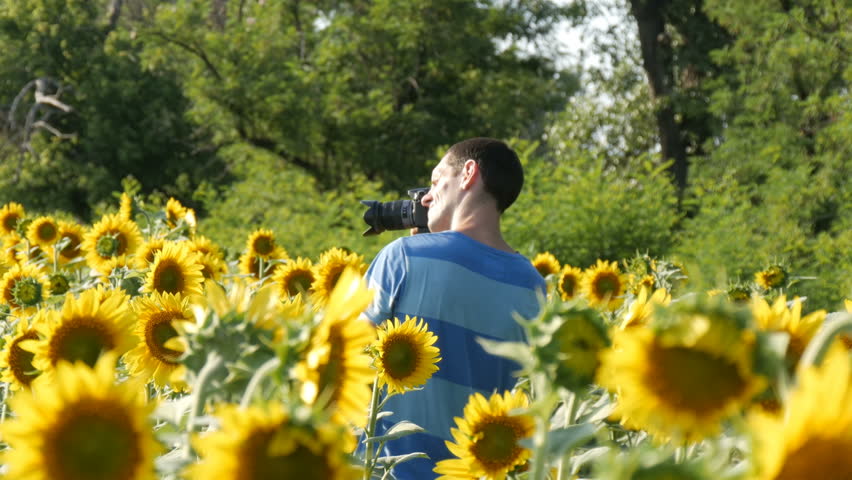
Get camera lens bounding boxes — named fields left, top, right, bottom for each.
left=361, top=200, right=415, bottom=236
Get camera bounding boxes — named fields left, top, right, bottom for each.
left=361, top=188, right=430, bottom=236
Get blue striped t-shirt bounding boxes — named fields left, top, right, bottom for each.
left=363, top=231, right=545, bottom=479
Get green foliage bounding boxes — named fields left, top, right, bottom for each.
left=198, top=143, right=401, bottom=260
left=0, top=0, right=219, bottom=219
left=140, top=0, right=581, bottom=191
left=674, top=0, right=852, bottom=310
left=504, top=140, right=680, bottom=268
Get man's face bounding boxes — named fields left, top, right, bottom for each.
left=421, top=154, right=462, bottom=233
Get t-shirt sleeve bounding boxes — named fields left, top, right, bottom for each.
left=363, top=239, right=407, bottom=326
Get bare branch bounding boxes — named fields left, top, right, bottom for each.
left=31, top=120, right=77, bottom=140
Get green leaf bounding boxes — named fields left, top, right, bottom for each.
left=476, top=338, right=532, bottom=368
left=376, top=452, right=430, bottom=466
left=519, top=423, right=597, bottom=458
left=365, top=420, right=425, bottom=443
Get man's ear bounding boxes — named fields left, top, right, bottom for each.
left=461, top=159, right=478, bottom=190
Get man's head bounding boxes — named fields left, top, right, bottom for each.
left=421, top=138, right=524, bottom=232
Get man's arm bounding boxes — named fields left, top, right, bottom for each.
left=362, top=239, right=407, bottom=326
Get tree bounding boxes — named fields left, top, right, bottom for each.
left=626, top=0, right=732, bottom=202
left=139, top=0, right=583, bottom=191
left=0, top=0, right=221, bottom=218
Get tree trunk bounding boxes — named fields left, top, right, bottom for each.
left=628, top=0, right=688, bottom=205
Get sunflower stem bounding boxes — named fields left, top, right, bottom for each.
left=556, top=391, right=578, bottom=480
left=184, top=351, right=223, bottom=458
left=363, top=375, right=383, bottom=480
left=239, top=356, right=281, bottom=409
left=0, top=381, right=8, bottom=423
left=529, top=414, right=552, bottom=480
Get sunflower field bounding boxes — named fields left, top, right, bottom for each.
left=0, top=196, right=850, bottom=480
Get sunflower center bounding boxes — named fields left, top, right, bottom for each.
left=774, top=436, right=852, bottom=480
left=49, top=404, right=141, bottom=480
left=9, top=331, right=40, bottom=386
left=37, top=222, right=58, bottom=242
left=51, top=321, right=116, bottom=368
left=60, top=233, right=82, bottom=258
left=153, top=261, right=184, bottom=294
left=3, top=213, right=20, bottom=231
left=560, top=275, right=577, bottom=297
left=286, top=273, right=313, bottom=296
left=382, top=336, right=419, bottom=380
left=646, top=344, right=747, bottom=414
left=146, top=312, right=183, bottom=364
left=248, top=430, right=332, bottom=479
left=327, top=267, right=344, bottom=293
left=592, top=273, right=620, bottom=298
left=471, top=420, right=522, bottom=469
left=253, top=237, right=275, bottom=256
left=11, top=277, right=43, bottom=307
left=96, top=234, right=121, bottom=257
left=144, top=247, right=162, bottom=264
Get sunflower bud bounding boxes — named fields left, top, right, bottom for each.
left=11, top=277, right=44, bottom=307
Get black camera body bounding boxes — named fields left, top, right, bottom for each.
left=361, top=188, right=430, bottom=236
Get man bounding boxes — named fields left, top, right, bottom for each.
left=363, top=137, right=546, bottom=479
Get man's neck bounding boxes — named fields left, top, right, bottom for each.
left=451, top=212, right=514, bottom=253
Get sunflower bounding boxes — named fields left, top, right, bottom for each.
left=164, top=197, right=193, bottom=229
left=581, top=259, right=628, bottom=310
left=141, top=241, right=204, bottom=298
left=310, top=247, right=367, bottom=307
left=2, top=232, right=21, bottom=268
left=0, top=263, right=49, bottom=313
left=25, top=288, right=137, bottom=384
left=245, top=228, right=285, bottom=259
left=532, top=252, right=561, bottom=278
left=14, top=238, right=47, bottom=265
left=726, top=284, right=752, bottom=303
left=54, top=220, right=86, bottom=265
left=25, top=215, right=59, bottom=249
left=598, top=301, right=766, bottom=443
left=751, top=295, right=825, bottom=368
left=748, top=345, right=852, bottom=480
left=124, top=292, right=192, bottom=391
left=48, top=271, right=72, bottom=296
left=0, top=314, right=44, bottom=390
left=0, top=353, right=159, bottom=480
left=630, top=274, right=657, bottom=295
left=134, top=237, right=166, bottom=269
left=186, top=403, right=359, bottom=480
left=190, top=235, right=223, bottom=258
left=297, top=268, right=375, bottom=428
left=272, top=257, right=315, bottom=298
left=434, top=390, right=535, bottom=480
left=620, top=287, right=672, bottom=329
left=549, top=306, right=610, bottom=391
left=238, top=250, right=288, bottom=281
left=373, top=315, right=441, bottom=394
left=82, top=213, right=143, bottom=275
left=754, top=265, right=787, bottom=290
left=846, top=299, right=851, bottom=313
left=0, top=201, right=25, bottom=237
left=197, top=252, right=228, bottom=281
left=557, top=265, right=583, bottom=301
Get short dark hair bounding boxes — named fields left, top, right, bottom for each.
left=446, top=137, right=524, bottom=213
